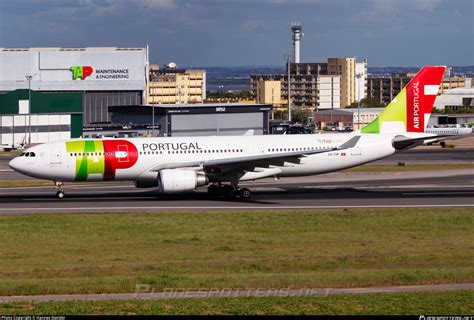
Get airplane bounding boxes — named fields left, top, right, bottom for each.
left=424, top=126, right=473, bottom=145
left=9, top=66, right=447, bottom=200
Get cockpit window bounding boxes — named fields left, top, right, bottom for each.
left=21, top=152, right=36, bottom=157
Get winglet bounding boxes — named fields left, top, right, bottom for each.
left=337, top=135, right=361, bottom=150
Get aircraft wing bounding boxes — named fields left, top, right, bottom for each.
left=150, top=135, right=361, bottom=172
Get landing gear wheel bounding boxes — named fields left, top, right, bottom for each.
left=223, top=185, right=236, bottom=199
left=54, top=181, right=65, bottom=199
left=207, top=184, right=221, bottom=196
left=239, top=188, right=252, bottom=200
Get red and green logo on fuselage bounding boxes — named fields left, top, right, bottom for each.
left=70, top=66, right=93, bottom=80
left=66, top=140, right=138, bottom=181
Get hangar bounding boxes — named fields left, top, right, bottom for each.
left=0, top=47, right=148, bottom=126
left=0, top=89, right=82, bottom=146
left=100, top=104, right=273, bottom=137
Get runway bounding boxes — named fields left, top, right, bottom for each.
left=0, top=169, right=472, bottom=214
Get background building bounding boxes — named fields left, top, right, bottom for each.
left=317, top=75, right=341, bottom=110
left=355, top=60, right=368, bottom=102
left=368, top=74, right=411, bottom=105
left=256, top=80, right=282, bottom=105
left=250, top=58, right=361, bottom=112
left=0, top=89, right=83, bottom=145
left=250, top=62, right=340, bottom=111
left=327, top=57, right=356, bottom=108
left=108, top=104, right=272, bottom=137
left=368, top=72, right=471, bottom=106
left=433, top=87, right=474, bottom=111
left=148, top=65, right=206, bottom=104
left=313, top=108, right=383, bottom=131
left=0, top=47, right=148, bottom=125
left=439, top=76, right=471, bottom=94
left=314, top=106, right=474, bottom=131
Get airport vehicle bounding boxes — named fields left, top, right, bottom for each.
left=9, top=66, right=446, bottom=200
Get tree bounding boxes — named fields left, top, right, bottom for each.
left=346, top=98, right=385, bottom=109
left=290, top=109, right=313, bottom=124
left=205, top=91, right=252, bottom=102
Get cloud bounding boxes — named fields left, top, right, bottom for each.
left=242, top=20, right=265, bottom=30
left=1, top=0, right=470, bottom=66
left=414, top=0, right=442, bottom=11
left=267, top=0, right=321, bottom=3
left=78, top=0, right=119, bottom=14
left=139, top=0, right=176, bottom=10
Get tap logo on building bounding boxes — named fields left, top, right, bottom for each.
left=70, top=66, right=93, bottom=80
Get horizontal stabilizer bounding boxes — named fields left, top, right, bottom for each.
left=392, top=134, right=440, bottom=150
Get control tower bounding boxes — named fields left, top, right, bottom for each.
left=291, top=22, right=303, bottom=63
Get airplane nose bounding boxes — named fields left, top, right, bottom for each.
left=8, top=157, right=28, bottom=174
left=8, top=157, right=20, bottom=171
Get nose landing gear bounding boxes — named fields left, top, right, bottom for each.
left=55, top=181, right=65, bottom=199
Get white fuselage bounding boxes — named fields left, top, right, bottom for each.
left=9, top=132, right=400, bottom=183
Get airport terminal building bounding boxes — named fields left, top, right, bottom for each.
left=0, top=47, right=148, bottom=126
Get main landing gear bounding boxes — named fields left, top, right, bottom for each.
left=55, top=181, right=65, bottom=199
left=207, top=184, right=252, bottom=200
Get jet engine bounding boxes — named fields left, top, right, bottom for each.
left=158, top=169, right=208, bottom=193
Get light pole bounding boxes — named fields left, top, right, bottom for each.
left=25, top=74, right=35, bottom=147
left=355, top=72, right=363, bottom=130
left=152, top=105, right=155, bottom=137
left=286, top=53, right=292, bottom=123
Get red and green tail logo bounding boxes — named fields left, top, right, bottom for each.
left=70, top=66, right=93, bottom=80
left=362, top=66, right=446, bottom=134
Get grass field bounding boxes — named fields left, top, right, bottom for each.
left=0, top=208, right=473, bottom=297
left=0, top=180, right=121, bottom=187
left=0, top=180, right=52, bottom=187
left=1, top=291, right=473, bottom=315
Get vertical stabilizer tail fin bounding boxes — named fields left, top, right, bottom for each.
left=361, top=66, right=446, bottom=134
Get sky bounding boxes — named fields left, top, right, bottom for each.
left=0, top=0, right=473, bottom=67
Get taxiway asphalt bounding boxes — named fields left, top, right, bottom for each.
left=0, top=169, right=472, bottom=214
